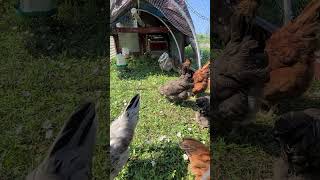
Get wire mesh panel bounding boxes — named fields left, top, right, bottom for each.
left=257, top=0, right=312, bottom=27
left=257, top=0, right=284, bottom=26
left=291, top=0, right=312, bottom=18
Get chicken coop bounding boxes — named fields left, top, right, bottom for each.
left=213, top=0, right=320, bottom=80
left=110, top=0, right=201, bottom=68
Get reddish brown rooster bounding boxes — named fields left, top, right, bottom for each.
left=263, top=0, right=320, bottom=103
left=180, top=138, right=210, bottom=180
left=192, top=61, right=210, bottom=95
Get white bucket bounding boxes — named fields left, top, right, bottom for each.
left=116, top=53, right=127, bottom=67
left=122, top=48, right=130, bottom=58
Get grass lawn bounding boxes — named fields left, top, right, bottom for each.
left=0, top=1, right=108, bottom=179
left=110, top=55, right=209, bottom=179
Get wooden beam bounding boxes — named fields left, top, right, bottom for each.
left=112, top=27, right=169, bottom=34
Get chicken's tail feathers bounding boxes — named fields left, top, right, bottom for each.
left=241, top=36, right=259, bottom=50
left=126, top=94, right=140, bottom=111
left=202, top=61, right=210, bottom=70
left=179, top=138, right=209, bottom=157
left=235, top=0, right=260, bottom=16
left=49, top=100, right=97, bottom=157
left=110, top=94, right=141, bottom=153
left=295, top=0, right=320, bottom=25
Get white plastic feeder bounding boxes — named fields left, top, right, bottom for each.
left=116, top=54, right=127, bottom=67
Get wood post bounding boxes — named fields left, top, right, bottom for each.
left=113, top=34, right=121, bottom=54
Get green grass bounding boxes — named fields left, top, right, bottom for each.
left=0, top=1, right=108, bottom=179
left=196, top=34, right=210, bottom=45
left=110, top=56, right=209, bottom=179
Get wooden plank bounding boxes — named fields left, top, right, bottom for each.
left=112, top=34, right=121, bottom=54
left=113, top=27, right=169, bottom=34
left=110, top=36, right=117, bottom=59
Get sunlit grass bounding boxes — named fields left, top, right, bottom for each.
left=110, top=56, right=209, bottom=179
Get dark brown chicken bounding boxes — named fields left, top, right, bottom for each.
left=195, top=96, right=210, bottom=128
left=273, top=108, right=320, bottom=179
left=263, top=0, right=320, bottom=103
left=213, top=0, right=261, bottom=44
left=192, top=61, right=210, bottom=95
left=159, top=73, right=193, bottom=102
left=230, top=0, right=261, bottom=42
left=159, top=59, right=194, bottom=102
left=179, top=138, right=210, bottom=180
left=212, top=36, right=269, bottom=132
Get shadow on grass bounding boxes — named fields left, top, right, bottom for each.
left=162, top=93, right=210, bottom=111
left=220, top=123, right=279, bottom=156
left=212, top=122, right=278, bottom=179
left=122, top=144, right=189, bottom=179
left=19, top=2, right=106, bottom=58
left=175, top=99, right=198, bottom=111
left=276, top=96, right=320, bottom=114
left=212, top=136, right=275, bottom=179
left=116, top=57, right=178, bottom=80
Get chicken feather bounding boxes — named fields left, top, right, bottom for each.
left=263, top=0, right=320, bottom=102
left=179, top=138, right=210, bottom=180
left=110, top=94, right=140, bottom=179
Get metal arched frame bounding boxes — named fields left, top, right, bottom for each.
left=170, top=0, right=201, bottom=69
left=136, top=9, right=183, bottom=64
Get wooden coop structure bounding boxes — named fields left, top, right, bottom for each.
left=110, top=0, right=200, bottom=67
left=213, top=0, right=320, bottom=80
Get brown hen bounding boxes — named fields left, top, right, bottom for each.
left=180, top=58, right=194, bottom=76
left=230, top=0, right=261, bottom=42
left=159, top=59, right=194, bottom=102
left=212, top=36, right=269, bottom=132
left=263, top=0, right=320, bottom=103
left=180, top=138, right=210, bottom=180
left=192, top=61, right=210, bottom=94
